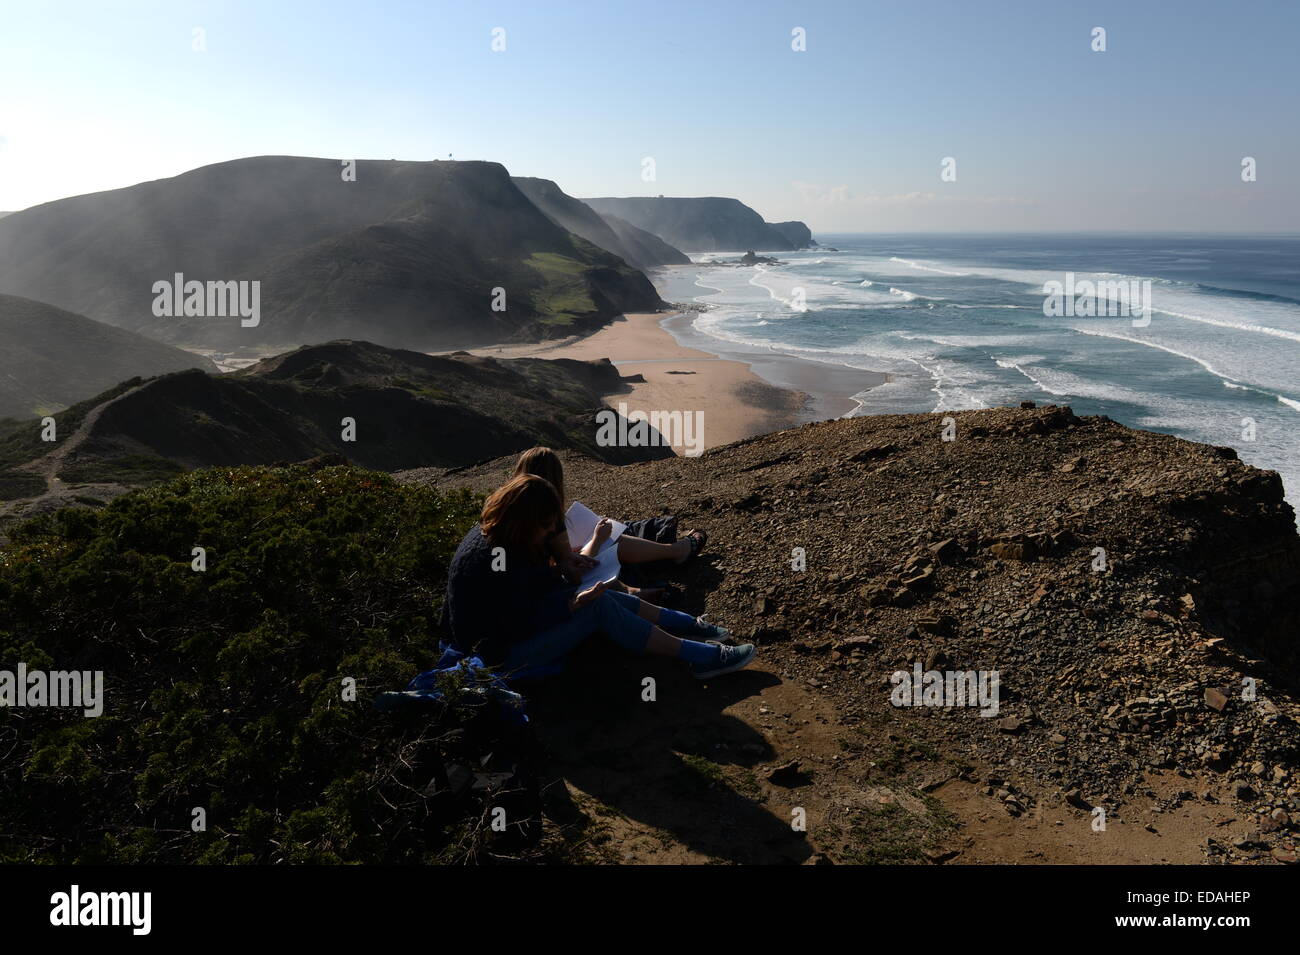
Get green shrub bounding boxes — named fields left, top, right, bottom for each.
left=59, top=454, right=185, bottom=484
left=0, top=463, right=485, bottom=863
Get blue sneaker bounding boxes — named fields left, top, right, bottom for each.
left=693, top=614, right=733, bottom=645
left=690, top=643, right=756, bottom=680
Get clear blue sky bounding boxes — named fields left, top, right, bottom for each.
left=2, top=0, right=1297, bottom=231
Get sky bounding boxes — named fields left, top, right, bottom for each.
left=1, top=0, right=1297, bottom=232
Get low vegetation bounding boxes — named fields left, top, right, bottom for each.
left=0, top=463, right=501, bottom=863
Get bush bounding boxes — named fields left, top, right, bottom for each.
left=0, top=463, right=491, bottom=863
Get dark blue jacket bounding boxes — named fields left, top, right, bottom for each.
left=443, top=524, right=567, bottom=667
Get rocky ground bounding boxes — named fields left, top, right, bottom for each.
left=402, top=403, right=1300, bottom=865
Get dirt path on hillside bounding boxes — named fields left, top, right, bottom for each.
left=15, top=380, right=148, bottom=486
left=0, top=383, right=145, bottom=539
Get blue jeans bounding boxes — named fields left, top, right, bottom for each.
left=503, top=589, right=653, bottom=672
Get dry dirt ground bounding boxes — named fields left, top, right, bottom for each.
left=409, top=405, right=1300, bottom=865
left=525, top=637, right=1245, bottom=865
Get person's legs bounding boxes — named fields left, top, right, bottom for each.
left=617, top=534, right=689, bottom=564
left=502, top=600, right=614, bottom=673
left=605, top=589, right=710, bottom=636
left=594, top=591, right=723, bottom=662
left=504, top=591, right=725, bottom=672
left=603, top=588, right=658, bottom=622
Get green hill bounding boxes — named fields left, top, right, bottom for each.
left=0, top=339, right=668, bottom=506
left=512, top=177, right=689, bottom=270
left=0, top=157, right=664, bottom=352
left=0, top=293, right=217, bottom=419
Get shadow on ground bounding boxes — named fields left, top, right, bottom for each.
left=524, top=640, right=812, bottom=864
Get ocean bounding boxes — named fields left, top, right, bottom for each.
left=656, top=234, right=1300, bottom=504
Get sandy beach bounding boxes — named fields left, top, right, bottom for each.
left=469, top=310, right=887, bottom=453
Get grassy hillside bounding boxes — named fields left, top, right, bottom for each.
left=0, top=294, right=217, bottom=419
left=0, top=340, right=670, bottom=505
left=512, top=177, right=688, bottom=270
left=0, top=158, right=664, bottom=351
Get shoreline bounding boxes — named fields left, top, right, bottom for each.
left=466, top=266, right=889, bottom=454
left=655, top=308, right=887, bottom=422
left=466, top=312, right=808, bottom=450
left=466, top=315, right=890, bottom=454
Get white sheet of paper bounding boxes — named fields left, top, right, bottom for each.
left=565, top=501, right=626, bottom=550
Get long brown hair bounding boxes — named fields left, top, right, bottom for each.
left=513, top=447, right=566, bottom=506
left=480, top=474, right=563, bottom=558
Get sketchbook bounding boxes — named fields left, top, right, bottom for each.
left=564, top=502, right=625, bottom=587
left=564, top=501, right=627, bottom=551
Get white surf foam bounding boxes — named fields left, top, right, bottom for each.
left=888, top=256, right=969, bottom=276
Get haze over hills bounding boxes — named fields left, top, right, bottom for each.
left=511, top=177, right=690, bottom=270
left=582, top=196, right=813, bottom=252
left=0, top=293, right=218, bottom=419
left=598, top=213, right=695, bottom=269
left=0, top=157, right=664, bottom=353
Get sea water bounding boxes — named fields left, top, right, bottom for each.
left=657, top=234, right=1300, bottom=505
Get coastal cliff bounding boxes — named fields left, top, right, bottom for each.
left=582, top=196, right=811, bottom=252
left=513, top=177, right=690, bottom=269
left=768, top=221, right=817, bottom=249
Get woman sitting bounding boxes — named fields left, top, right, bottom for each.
left=444, top=474, right=754, bottom=679
left=513, top=447, right=706, bottom=568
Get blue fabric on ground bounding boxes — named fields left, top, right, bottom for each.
left=398, top=647, right=532, bottom=726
